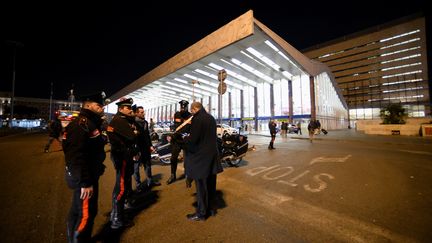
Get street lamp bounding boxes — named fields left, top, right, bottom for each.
left=5, top=40, right=24, bottom=127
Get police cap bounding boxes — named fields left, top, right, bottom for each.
left=81, top=91, right=109, bottom=106
left=115, top=97, right=134, bottom=107
left=179, top=100, right=189, bottom=108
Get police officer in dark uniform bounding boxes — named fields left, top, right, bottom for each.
left=166, top=100, right=192, bottom=185
left=106, top=97, right=139, bottom=229
left=62, top=91, right=108, bottom=243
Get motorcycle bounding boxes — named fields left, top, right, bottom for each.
left=151, top=132, right=174, bottom=164
left=151, top=132, right=249, bottom=167
left=218, top=133, right=249, bottom=167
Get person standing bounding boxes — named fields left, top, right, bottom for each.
left=296, top=121, right=302, bottom=135
left=106, top=98, right=139, bottom=229
left=62, top=92, right=108, bottom=243
left=280, top=121, right=288, bottom=137
left=166, top=100, right=192, bottom=185
left=268, top=120, right=277, bottom=150
left=44, top=115, right=63, bottom=153
left=133, top=106, right=161, bottom=190
left=183, top=102, right=223, bottom=221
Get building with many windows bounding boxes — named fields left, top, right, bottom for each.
left=303, top=14, right=430, bottom=124
left=107, top=10, right=348, bottom=132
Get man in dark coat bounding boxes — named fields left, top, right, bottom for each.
left=106, top=97, right=139, bottom=229
left=133, top=106, right=160, bottom=190
left=44, top=115, right=63, bottom=153
left=62, top=91, right=108, bottom=243
left=183, top=102, right=223, bottom=221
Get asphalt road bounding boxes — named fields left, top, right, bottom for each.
left=0, top=130, right=431, bottom=242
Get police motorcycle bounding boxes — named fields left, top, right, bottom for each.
left=151, top=115, right=192, bottom=164
left=151, top=132, right=173, bottom=164
left=218, top=132, right=249, bottom=167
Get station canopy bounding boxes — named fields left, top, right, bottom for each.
left=107, top=10, right=346, bottom=112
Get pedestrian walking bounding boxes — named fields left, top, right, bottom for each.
left=281, top=121, right=288, bottom=137
left=296, top=121, right=302, bottom=135
left=62, top=91, right=108, bottom=242
left=308, top=119, right=319, bottom=142
left=183, top=102, right=223, bottom=221
left=106, top=97, right=139, bottom=229
left=44, top=115, right=62, bottom=152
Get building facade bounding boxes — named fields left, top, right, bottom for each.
left=303, top=15, right=430, bottom=123
left=0, top=93, right=81, bottom=121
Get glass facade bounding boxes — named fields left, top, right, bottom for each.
left=145, top=71, right=348, bottom=132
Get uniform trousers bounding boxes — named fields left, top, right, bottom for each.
left=66, top=180, right=99, bottom=243
left=111, top=154, right=133, bottom=226
left=170, top=143, right=182, bottom=175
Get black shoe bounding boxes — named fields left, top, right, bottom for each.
left=124, top=202, right=134, bottom=210
left=110, top=219, right=134, bottom=229
left=186, top=213, right=205, bottom=221
left=166, top=175, right=176, bottom=185
left=148, top=181, right=161, bottom=187
left=207, top=209, right=217, bottom=217
left=185, top=177, right=193, bottom=188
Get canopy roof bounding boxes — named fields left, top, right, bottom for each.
left=109, top=10, right=347, bottom=109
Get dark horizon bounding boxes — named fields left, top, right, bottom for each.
left=1, top=0, right=429, bottom=101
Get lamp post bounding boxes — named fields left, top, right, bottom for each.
left=49, top=82, right=53, bottom=121
left=6, top=40, right=24, bottom=127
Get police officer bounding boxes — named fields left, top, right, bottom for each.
left=62, top=91, right=108, bottom=243
left=106, top=97, right=139, bottom=229
left=133, top=105, right=161, bottom=190
left=166, top=100, right=192, bottom=185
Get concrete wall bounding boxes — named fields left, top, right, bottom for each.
left=356, top=118, right=432, bottom=136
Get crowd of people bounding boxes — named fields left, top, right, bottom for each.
left=60, top=95, right=222, bottom=242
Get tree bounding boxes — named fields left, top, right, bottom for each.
left=380, top=103, right=407, bottom=124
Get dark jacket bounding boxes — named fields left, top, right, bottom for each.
left=107, top=112, right=138, bottom=158
left=62, top=108, right=106, bottom=188
left=135, top=116, right=152, bottom=160
left=184, top=108, right=222, bottom=179
left=172, top=110, right=192, bottom=145
left=269, top=121, right=277, bottom=135
left=49, top=118, right=63, bottom=138
left=308, top=120, right=315, bottom=131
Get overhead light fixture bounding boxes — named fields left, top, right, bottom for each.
left=208, top=63, right=257, bottom=87
left=246, top=47, right=280, bottom=71
left=231, top=58, right=273, bottom=83
left=195, top=68, right=243, bottom=89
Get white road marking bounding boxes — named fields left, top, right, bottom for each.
left=304, top=173, right=335, bottom=192
left=310, top=154, right=352, bottom=165
left=398, top=149, right=432, bottom=156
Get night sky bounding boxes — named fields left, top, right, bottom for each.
left=1, top=0, right=429, bottom=100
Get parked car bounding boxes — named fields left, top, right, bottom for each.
left=287, top=123, right=299, bottom=134
left=154, top=124, right=171, bottom=132
left=216, top=124, right=238, bottom=138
